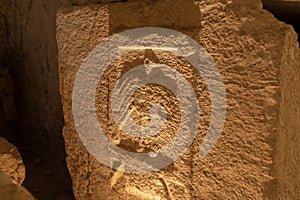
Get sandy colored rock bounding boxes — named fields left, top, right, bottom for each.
left=0, top=137, right=25, bottom=184
left=0, top=172, right=34, bottom=200
left=57, top=0, right=300, bottom=199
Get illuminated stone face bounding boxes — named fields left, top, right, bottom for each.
left=57, top=0, right=300, bottom=199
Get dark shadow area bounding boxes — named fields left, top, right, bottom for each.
left=262, top=0, right=300, bottom=45
left=0, top=1, right=75, bottom=199
left=1, top=53, right=75, bottom=200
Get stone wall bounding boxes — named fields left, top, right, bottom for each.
left=0, top=1, right=18, bottom=142
left=0, top=0, right=299, bottom=199
left=0, top=0, right=73, bottom=199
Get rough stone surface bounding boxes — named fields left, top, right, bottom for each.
left=0, top=136, right=25, bottom=184
left=271, top=25, right=300, bottom=199
left=57, top=0, right=300, bottom=199
left=0, top=172, right=34, bottom=200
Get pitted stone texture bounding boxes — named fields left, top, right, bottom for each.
left=0, top=137, right=25, bottom=184
left=60, top=0, right=125, bottom=5
left=0, top=172, right=34, bottom=200
left=57, top=0, right=300, bottom=199
left=109, top=0, right=201, bottom=32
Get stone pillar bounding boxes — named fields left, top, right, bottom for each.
left=57, top=0, right=300, bottom=199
